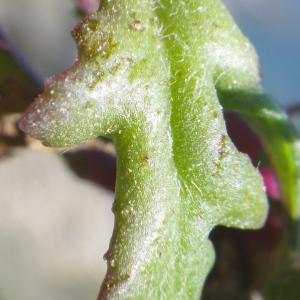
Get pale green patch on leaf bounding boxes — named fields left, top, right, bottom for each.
left=20, top=1, right=269, bottom=299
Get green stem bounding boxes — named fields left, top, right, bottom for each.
left=99, top=115, right=214, bottom=299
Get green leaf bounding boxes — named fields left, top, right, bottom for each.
left=219, top=90, right=300, bottom=299
left=20, top=1, right=268, bottom=299
left=219, top=90, right=300, bottom=220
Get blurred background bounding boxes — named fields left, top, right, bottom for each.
left=1, top=0, right=299, bottom=105
left=0, top=0, right=299, bottom=299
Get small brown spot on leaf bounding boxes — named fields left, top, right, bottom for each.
left=129, top=19, right=145, bottom=31
left=142, top=153, right=149, bottom=163
left=219, top=134, right=228, bottom=160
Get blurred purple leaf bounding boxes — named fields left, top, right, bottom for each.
left=75, top=0, right=99, bottom=15
left=260, top=167, right=282, bottom=201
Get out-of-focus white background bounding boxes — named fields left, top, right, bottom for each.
left=0, top=1, right=299, bottom=299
